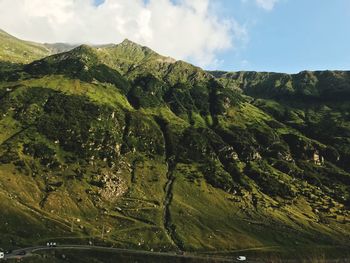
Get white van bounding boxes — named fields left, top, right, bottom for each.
left=0, top=252, right=4, bottom=259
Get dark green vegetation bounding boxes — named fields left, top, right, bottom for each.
left=0, top=30, right=349, bottom=258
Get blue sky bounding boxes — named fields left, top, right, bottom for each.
left=92, top=0, right=350, bottom=73
left=94, top=0, right=105, bottom=5
left=1, top=0, right=349, bottom=73
left=212, top=0, right=350, bottom=73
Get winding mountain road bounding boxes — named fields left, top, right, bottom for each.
left=3, top=245, right=350, bottom=262
left=3, top=244, right=242, bottom=262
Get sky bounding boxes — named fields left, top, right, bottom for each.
left=0, top=0, right=349, bottom=73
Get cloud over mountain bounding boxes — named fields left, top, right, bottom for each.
left=0, top=0, right=245, bottom=67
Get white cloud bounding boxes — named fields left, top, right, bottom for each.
left=0, top=0, right=246, bottom=67
left=255, top=0, right=279, bottom=11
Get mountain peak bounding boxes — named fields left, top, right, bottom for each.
left=49, top=44, right=99, bottom=65
left=121, top=38, right=139, bottom=46
left=73, top=44, right=95, bottom=53
left=117, top=38, right=155, bottom=56
left=97, top=38, right=159, bottom=66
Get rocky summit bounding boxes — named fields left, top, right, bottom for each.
left=0, top=29, right=349, bottom=256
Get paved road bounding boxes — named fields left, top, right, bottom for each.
left=3, top=245, right=241, bottom=262
left=3, top=245, right=350, bottom=262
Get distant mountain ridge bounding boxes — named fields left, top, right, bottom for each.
left=210, top=70, right=350, bottom=100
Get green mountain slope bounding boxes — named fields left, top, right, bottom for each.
left=0, top=29, right=79, bottom=65
left=0, top=29, right=52, bottom=64
left=211, top=70, right=350, bottom=172
left=0, top=32, right=349, bottom=258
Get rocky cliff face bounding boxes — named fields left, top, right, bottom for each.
left=0, top=32, right=349, bottom=254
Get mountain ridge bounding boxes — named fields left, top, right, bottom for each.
left=210, top=70, right=350, bottom=99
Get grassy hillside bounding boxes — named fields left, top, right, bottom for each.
left=0, top=32, right=349, bottom=258
left=0, top=29, right=52, bottom=64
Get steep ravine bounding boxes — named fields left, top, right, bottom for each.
left=163, top=159, right=181, bottom=250
left=155, top=117, right=183, bottom=251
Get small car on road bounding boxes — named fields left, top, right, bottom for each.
left=236, top=256, right=246, bottom=261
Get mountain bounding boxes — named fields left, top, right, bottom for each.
left=210, top=70, right=350, bottom=169
left=210, top=70, right=350, bottom=99
left=0, top=31, right=349, bottom=259
left=0, top=29, right=52, bottom=64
